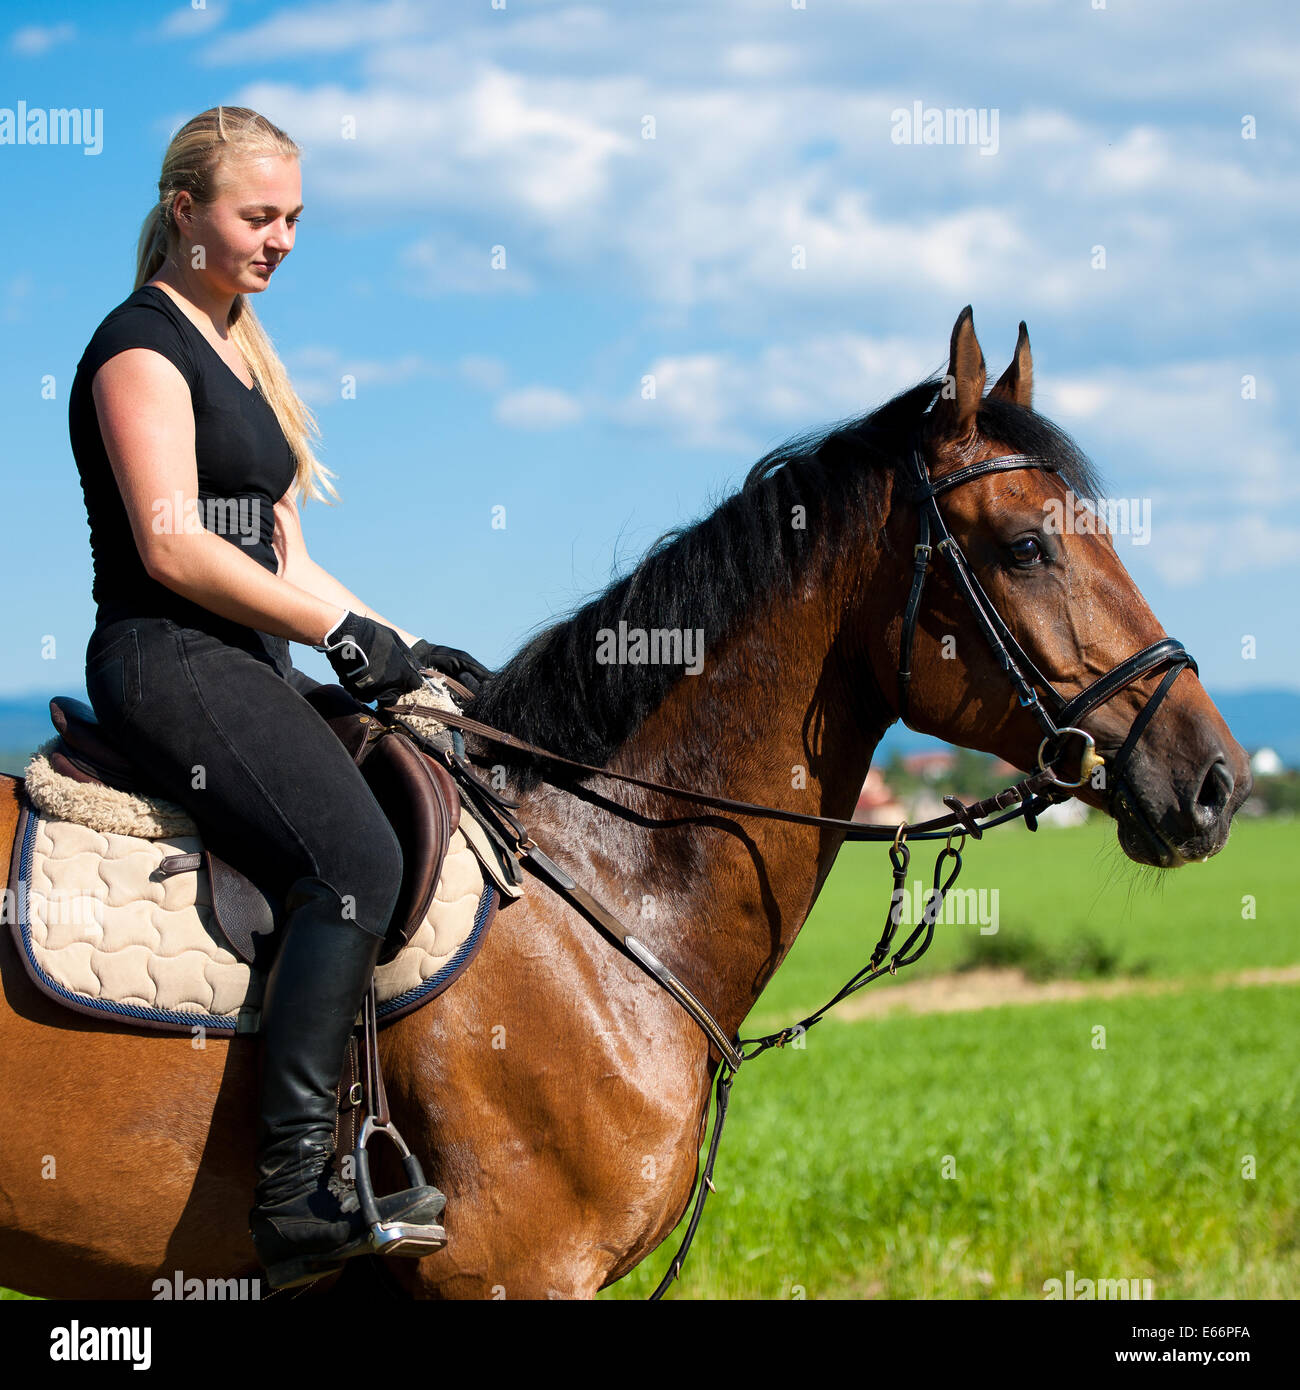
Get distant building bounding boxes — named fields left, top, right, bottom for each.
left=1034, top=797, right=1090, bottom=828
left=855, top=768, right=905, bottom=824
left=1250, top=747, right=1283, bottom=777
left=901, top=751, right=956, bottom=781
left=903, top=789, right=950, bottom=822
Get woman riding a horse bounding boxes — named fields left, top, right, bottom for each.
left=69, top=105, right=487, bottom=1290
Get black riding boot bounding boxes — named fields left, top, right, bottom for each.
left=248, top=875, right=447, bottom=1290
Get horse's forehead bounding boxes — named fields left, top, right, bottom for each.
left=932, top=455, right=1063, bottom=521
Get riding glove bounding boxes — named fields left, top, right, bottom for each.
left=314, top=610, right=426, bottom=706
left=407, top=640, right=493, bottom=695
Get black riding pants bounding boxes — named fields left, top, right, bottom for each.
left=83, top=612, right=401, bottom=940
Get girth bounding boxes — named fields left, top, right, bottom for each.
left=895, top=438, right=1197, bottom=790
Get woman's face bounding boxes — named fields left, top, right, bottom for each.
left=174, top=154, right=302, bottom=297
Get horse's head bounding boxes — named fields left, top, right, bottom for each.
left=876, top=307, right=1251, bottom=867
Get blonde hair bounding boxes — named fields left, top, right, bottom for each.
left=134, top=105, right=336, bottom=504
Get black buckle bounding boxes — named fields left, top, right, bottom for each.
left=941, top=795, right=984, bottom=840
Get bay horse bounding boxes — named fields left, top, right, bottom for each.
left=0, top=310, right=1250, bottom=1300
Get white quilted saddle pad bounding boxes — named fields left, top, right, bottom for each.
left=9, top=805, right=498, bottom=1034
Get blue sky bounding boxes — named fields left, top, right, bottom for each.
left=1, top=0, right=1297, bottom=701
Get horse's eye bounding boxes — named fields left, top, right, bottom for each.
left=1009, top=536, right=1043, bottom=566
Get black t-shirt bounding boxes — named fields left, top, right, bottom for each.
left=69, top=284, right=297, bottom=631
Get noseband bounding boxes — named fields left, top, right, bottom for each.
left=895, top=437, right=1197, bottom=792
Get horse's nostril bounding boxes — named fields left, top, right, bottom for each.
left=1196, top=757, right=1233, bottom=819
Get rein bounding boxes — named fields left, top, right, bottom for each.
left=391, top=699, right=1076, bottom=1297
left=390, top=431, right=1200, bottom=1299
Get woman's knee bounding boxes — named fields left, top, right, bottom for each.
left=315, top=813, right=404, bottom=938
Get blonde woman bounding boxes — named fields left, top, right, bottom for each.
left=68, top=106, right=488, bottom=1290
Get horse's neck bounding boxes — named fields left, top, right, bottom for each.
left=595, top=577, right=892, bottom=1035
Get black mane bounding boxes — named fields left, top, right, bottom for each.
left=473, top=377, right=1104, bottom=786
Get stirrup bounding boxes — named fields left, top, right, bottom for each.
left=354, top=1114, right=448, bottom=1256
left=352, top=980, right=447, bottom=1258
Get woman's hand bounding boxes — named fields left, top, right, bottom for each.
left=316, top=611, right=426, bottom=705
left=407, top=640, right=493, bottom=694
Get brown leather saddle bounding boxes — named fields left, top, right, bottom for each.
left=45, top=684, right=461, bottom=968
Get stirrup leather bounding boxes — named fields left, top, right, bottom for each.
left=352, top=981, right=448, bottom=1256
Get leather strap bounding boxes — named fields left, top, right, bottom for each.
left=895, top=446, right=1063, bottom=732
left=332, top=1033, right=362, bottom=1179
left=395, top=702, right=1072, bottom=842
left=521, top=844, right=745, bottom=1070
left=1107, top=657, right=1194, bottom=787
left=361, top=981, right=391, bottom=1126
left=896, top=506, right=931, bottom=718
left=911, top=453, right=1056, bottom=499
left=1056, top=639, right=1197, bottom=728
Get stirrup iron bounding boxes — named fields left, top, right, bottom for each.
left=354, top=1113, right=447, bottom=1256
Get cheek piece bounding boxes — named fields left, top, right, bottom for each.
left=894, top=436, right=1196, bottom=794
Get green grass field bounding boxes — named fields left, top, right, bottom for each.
left=602, top=817, right=1299, bottom=1299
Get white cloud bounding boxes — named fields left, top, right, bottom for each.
left=170, top=0, right=1290, bottom=329
left=283, top=344, right=516, bottom=405
left=9, top=22, right=75, bottom=56
left=1044, top=359, right=1298, bottom=508
left=159, top=3, right=227, bottom=39
left=232, top=69, right=628, bottom=228
left=202, top=0, right=430, bottom=62
left=399, top=235, right=535, bottom=297
left=1147, top=515, right=1300, bottom=587
left=494, top=387, right=583, bottom=430
left=1027, top=356, right=1300, bottom=586
left=722, top=41, right=801, bottom=78
left=1021, top=115, right=1284, bottom=211
left=458, top=356, right=508, bottom=392
left=285, top=344, right=439, bottom=404
left=616, top=353, right=751, bottom=452
left=612, top=332, right=937, bottom=452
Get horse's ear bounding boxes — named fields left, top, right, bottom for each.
left=930, top=305, right=986, bottom=442
left=989, top=320, right=1033, bottom=408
